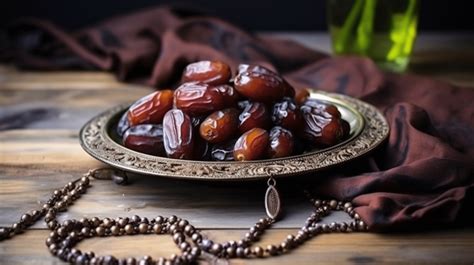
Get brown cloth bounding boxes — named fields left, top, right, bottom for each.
left=1, top=6, right=473, bottom=231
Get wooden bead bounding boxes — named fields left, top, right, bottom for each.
left=172, top=233, right=184, bottom=244
left=138, top=223, right=148, bottom=234
left=178, top=219, right=188, bottom=228
left=81, top=227, right=91, bottom=237
left=95, top=227, right=105, bottom=236
left=125, top=224, right=134, bottom=235
left=118, top=218, right=129, bottom=227
left=20, top=214, right=32, bottom=224
left=236, top=247, right=244, bottom=257
left=253, top=246, right=264, bottom=257
left=155, top=216, right=164, bottom=224
left=266, top=244, right=278, bottom=255
left=126, top=257, right=137, bottom=265
left=211, top=243, right=222, bottom=254
left=153, top=224, right=162, bottom=234
left=179, top=242, right=190, bottom=251
left=103, top=218, right=113, bottom=228
left=110, top=226, right=120, bottom=236
left=226, top=246, right=236, bottom=257
left=168, top=215, right=177, bottom=224
left=191, top=233, right=201, bottom=242
left=131, top=215, right=141, bottom=223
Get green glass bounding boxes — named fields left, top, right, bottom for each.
left=327, top=0, right=419, bottom=72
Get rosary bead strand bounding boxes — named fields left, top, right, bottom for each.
left=0, top=169, right=367, bottom=264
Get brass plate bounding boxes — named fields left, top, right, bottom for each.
left=79, top=89, right=389, bottom=181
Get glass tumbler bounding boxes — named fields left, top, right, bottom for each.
left=327, top=0, right=419, bottom=72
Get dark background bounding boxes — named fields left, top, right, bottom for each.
left=0, top=0, right=473, bottom=32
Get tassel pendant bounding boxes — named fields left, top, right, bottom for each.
left=265, top=177, right=281, bottom=220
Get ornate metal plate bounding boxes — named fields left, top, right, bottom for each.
left=79, top=89, right=389, bottom=181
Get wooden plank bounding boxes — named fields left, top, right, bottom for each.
left=0, top=66, right=148, bottom=91
left=1, top=129, right=355, bottom=229
left=0, top=87, right=152, bottom=130
left=1, top=229, right=473, bottom=265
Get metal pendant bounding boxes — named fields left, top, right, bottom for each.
left=265, top=177, right=281, bottom=220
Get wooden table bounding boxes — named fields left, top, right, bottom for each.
left=1, top=33, right=474, bottom=264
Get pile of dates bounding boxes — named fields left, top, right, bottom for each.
left=117, top=61, right=350, bottom=161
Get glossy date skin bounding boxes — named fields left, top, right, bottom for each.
left=234, top=65, right=287, bottom=103
left=182, top=60, right=231, bottom=85
left=215, top=84, right=239, bottom=107
left=211, top=139, right=237, bottom=161
left=233, top=128, right=269, bottom=161
left=174, top=82, right=225, bottom=116
left=118, top=61, right=352, bottom=161
left=294, top=88, right=310, bottom=105
left=303, top=99, right=341, bottom=119
left=239, top=102, right=271, bottom=133
left=237, top=100, right=251, bottom=110
left=122, top=91, right=158, bottom=135
left=200, top=108, right=239, bottom=144
left=116, top=111, right=130, bottom=137
left=127, top=90, right=174, bottom=126
left=272, top=97, right=304, bottom=132
left=162, top=109, right=194, bottom=159
left=300, top=101, right=344, bottom=147
left=267, top=126, right=294, bottom=158
left=123, top=124, right=165, bottom=156
left=237, top=64, right=295, bottom=99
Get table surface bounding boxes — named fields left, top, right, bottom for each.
left=1, top=32, right=474, bottom=265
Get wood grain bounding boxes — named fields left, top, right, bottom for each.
left=1, top=229, right=473, bottom=265
left=1, top=129, right=335, bottom=229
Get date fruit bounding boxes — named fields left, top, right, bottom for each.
left=127, top=90, right=174, bottom=126
left=294, top=88, right=310, bottom=105
left=300, top=102, right=344, bottom=147
left=215, top=84, right=239, bottom=107
left=267, top=126, right=294, bottom=158
left=182, top=60, right=231, bottom=85
left=174, top=82, right=225, bottom=115
left=239, top=102, right=271, bottom=133
left=234, top=128, right=269, bottom=161
left=123, top=124, right=165, bottom=156
left=303, top=99, right=341, bottom=118
left=117, top=111, right=130, bottom=137
left=272, top=97, right=303, bottom=132
left=319, top=119, right=345, bottom=146
left=211, top=139, right=237, bottom=161
left=191, top=116, right=206, bottom=129
left=237, top=100, right=251, bottom=110
left=119, top=61, right=352, bottom=162
left=193, top=138, right=211, bottom=160
left=200, top=108, right=239, bottom=143
left=162, top=109, right=194, bottom=159
left=237, top=64, right=272, bottom=75
left=237, top=64, right=294, bottom=99
left=282, top=79, right=295, bottom=98
left=341, top=119, right=350, bottom=138
left=234, top=66, right=286, bottom=103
